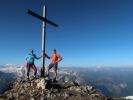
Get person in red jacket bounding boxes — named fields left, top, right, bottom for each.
left=47, top=49, right=62, bottom=82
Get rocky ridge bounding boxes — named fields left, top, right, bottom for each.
left=0, top=77, right=127, bottom=100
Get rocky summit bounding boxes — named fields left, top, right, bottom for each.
left=0, top=77, right=127, bottom=100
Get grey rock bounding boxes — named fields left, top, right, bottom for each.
left=0, top=78, right=127, bottom=100
left=63, top=92, right=69, bottom=99
left=7, top=92, right=13, bottom=100
left=30, top=97, right=35, bottom=100
left=19, top=89, right=25, bottom=95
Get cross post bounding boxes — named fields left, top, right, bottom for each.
left=41, top=6, right=46, bottom=77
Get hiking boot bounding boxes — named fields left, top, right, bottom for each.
left=34, top=76, right=37, bottom=79
left=53, top=78, right=58, bottom=83
left=27, top=77, right=30, bottom=81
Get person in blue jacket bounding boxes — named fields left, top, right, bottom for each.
left=25, top=49, right=42, bottom=79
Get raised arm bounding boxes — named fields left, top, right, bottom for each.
left=45, top=53, right=50, bottom=59
left=34, top=54, right=42, bottom=60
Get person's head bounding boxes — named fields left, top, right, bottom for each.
left=53, top=48, right=56, bottom=54
left=29, top=49, right=34, bottom=54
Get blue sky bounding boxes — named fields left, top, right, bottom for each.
left=0, top=0, right=133, bottom=67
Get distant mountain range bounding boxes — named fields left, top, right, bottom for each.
left=62, top=67, right=133, bottom=97
left=0, top=64, right=133, bottom=98
left=0, top=70, right=16, bottom=93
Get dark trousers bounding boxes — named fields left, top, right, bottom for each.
left=26, top=63, right=37, bottom=77
left=47, top=63, right=58, bottom=80
left=48, top=63, right=58, bottom=71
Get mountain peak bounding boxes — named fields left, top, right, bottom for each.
left=0, top=77, right=126, bottom=100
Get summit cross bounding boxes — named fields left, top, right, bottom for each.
left=27, top=5, right=58, bottom=77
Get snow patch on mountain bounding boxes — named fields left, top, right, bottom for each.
left=124, top=96, right=133, bottom=100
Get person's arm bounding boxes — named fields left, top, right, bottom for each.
left=34, top=54, right=42, bottom=59
left=25, top=56, right=28, bottom=62
left=45, top=53, right=50, bottom=59
left=34, top=53, right=51, bottom=59
left=56, top=54, right=62, bottom=63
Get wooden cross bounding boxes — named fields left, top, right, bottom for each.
left=27, top=6, right=58, bottom=77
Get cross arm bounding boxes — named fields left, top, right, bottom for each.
left=27, top=9, right=58, bottom=27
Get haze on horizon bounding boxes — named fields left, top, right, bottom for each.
left=0, top=0, right=133, bottom=67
